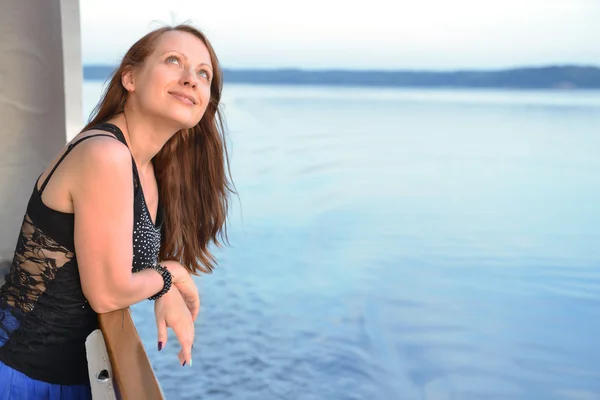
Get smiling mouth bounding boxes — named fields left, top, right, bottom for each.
left=169, top=93, right=195, bottom=106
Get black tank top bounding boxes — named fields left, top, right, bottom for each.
left=0, top=123, right=163, bottom=385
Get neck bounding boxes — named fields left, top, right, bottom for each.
left=109, top=108, right=178, bottom=172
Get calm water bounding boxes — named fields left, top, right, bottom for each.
left=84, top=82, right=600, bottom=400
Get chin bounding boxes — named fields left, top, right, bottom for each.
left=167, top=111, right=203, bottom=131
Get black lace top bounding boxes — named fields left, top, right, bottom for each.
left=0, top=123, right=163, bottom=385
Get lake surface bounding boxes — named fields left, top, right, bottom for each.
left=84, top=82, right=600, bottom=400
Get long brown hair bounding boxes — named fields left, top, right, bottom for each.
left=84, top=24, right=234, bottom=275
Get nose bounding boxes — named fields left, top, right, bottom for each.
left=181, top=68, right=198, bottom=89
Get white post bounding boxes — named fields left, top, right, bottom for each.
left=0, top=0, right=82, bottom=270
left=86, top=329, right=118, bottom=400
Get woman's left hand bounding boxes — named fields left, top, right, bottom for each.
left=154, top=288, right=194, bottom=366
left=160, top=260, right=200, bottom=321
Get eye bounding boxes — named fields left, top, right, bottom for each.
left=166, top=56, right=180, bottom=65
left=197, top=69, right=211, bottom=80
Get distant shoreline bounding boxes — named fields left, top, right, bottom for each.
left=83, top=65, right=600, bottom=89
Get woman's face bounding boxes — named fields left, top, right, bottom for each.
left=127, top=30, right=214, bottom=130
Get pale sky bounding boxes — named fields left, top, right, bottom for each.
left=80, top=0, right=600, bottom=70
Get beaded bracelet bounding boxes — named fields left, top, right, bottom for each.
left=147, top=264, right=172, bottom=301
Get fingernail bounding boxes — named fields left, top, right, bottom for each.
left=189, top=358, right=193, bottom=367
left=158, top=342, right=163, bottom=351
left=182, top=361, right=186, bottom=367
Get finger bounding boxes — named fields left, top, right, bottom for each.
left=177, top=341, right=193, bottom=367
left=178, top=348, right=193, bottom=367
left=178, top=283, right=200, bottom=321
left=182, top=333, right=193, bottom=367
left=182, top=344, right=192, bottom=367
left=172, top=322, right=194, bottom=367
left=187, top=289, right=200, bottom=321
left=156, top=318, right=168, bottom=352
left=186, top=296, right=200, bottom=322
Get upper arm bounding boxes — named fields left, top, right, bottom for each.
left=70, top=137, right=134, bottom=312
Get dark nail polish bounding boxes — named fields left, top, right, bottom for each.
left=182, top=361, right=186, bottom=367
left=158, top=342, right=163, bottom=351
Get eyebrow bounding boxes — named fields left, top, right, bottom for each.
left=161, top=50, right=213, bottom=71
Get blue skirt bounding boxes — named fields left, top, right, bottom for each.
left=0, top=360, right=92, bottom=400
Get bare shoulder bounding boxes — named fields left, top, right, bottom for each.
left=34, top=129, right=134, bottom=214
left=70, top=129, right=130, bottom=167
left=68, top=130, right=133, bottom=196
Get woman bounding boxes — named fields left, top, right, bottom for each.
left=0, top=24, right=233, bottom=399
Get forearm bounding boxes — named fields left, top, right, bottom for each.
left=91, top=268, right=165, bottom=313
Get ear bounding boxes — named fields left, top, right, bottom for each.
left=121, top=68, right=135, bottom=92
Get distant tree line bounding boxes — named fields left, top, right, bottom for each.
left=83, top=65, right=600, bottom=89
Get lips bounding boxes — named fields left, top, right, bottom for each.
left=168, top=91, right=196, bottom=105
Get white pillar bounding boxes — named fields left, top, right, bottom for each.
left=0, top=0, right=82, bottom=267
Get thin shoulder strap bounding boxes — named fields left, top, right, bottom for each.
left=94, top=123, right=143, bottom=184
left=93, top=123, right=128, bottom=146
left=38, top=133, right=119, bottom=195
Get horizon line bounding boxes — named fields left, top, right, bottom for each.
left=82, top=64, right=600, bottom=73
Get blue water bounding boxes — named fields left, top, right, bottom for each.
left=84, top=83, right=600, bottom=400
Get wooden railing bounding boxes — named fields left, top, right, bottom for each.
left=87, top=309, right=165, bottom=399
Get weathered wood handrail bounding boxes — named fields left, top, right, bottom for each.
left=97, top=309, right=165, bottom=399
